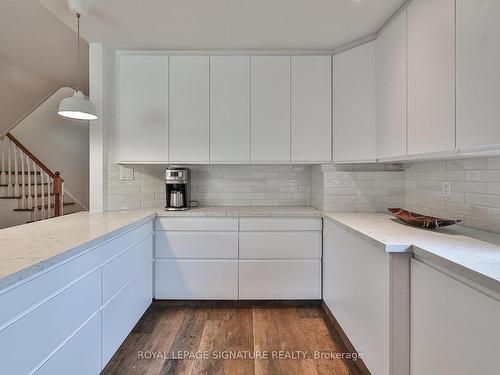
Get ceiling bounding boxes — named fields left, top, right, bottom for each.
left=38, top=0, right=406, bottom=51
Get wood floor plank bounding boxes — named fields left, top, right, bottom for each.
left=102, top=303, right=365, bottom=375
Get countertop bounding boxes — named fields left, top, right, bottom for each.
left=323, top=213, right=500, bottom=297
left=2, top=207, right=500, bottom=298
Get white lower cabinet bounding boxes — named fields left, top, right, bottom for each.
left=239, top=260, right=321, bottom=300
left=0, top=219, right=154, bottom=375
left=102, top=264, right=153, bottom=367
left=239, top=231, right=321, bottom=259
left=0, top=270, right=101, bottom=375
left=34, top=313, right=101, bottom=375
left=411, top=259, right=500, bottom=375
left=155, top=259, right=238, bottom=299
left=323, top=219, right=410, bottom=375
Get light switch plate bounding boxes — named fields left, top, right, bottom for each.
left=120, top=166, right=134, bottom=181
left=442, top=182, right=452, bottom=198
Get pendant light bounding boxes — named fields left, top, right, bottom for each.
left=58, top=9, right=98, bottom=121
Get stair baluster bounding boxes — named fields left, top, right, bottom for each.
left=32, top=160, right=38, bottom=222
left=13, top=143, right=19, bottom=197
left=20, top=147, right=26, bottom=209
left=7, top=139, right=12, bottom=196
left=26, top=154, right=32, bottom=210
left=1, top=137, right=5, bottom=185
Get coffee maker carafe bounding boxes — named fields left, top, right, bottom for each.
left=165, top=167, right=191, bottom=211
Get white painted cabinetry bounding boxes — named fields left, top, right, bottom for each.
left=169, top=56, right=210, bottom=163
left=210, top=56, right=250, bottom=163
left=118, top=55, right=168, bottom=162
left=250, top=56, right=291, bottom=162
left=334, top=42, right=376, bottom=162
left=376, top=10, right=407, bottom=161
left=0, top=220, right=154, bottom=375
left=456, top=0, right=500, bottom=153
left=411, top=259, right=500, bottom=375
left=238, top=218, right=322, bottom=300
left=291, top=56, right=332, bottom=162
left=154, top=218, right=239, bottom=299
left=322, top=218, right=410, bottom=375
left=407, top=0, right=456, bottom=157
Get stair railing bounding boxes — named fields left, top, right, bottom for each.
left=0, top=133, right=64, bottom=221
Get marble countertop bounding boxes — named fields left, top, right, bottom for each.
left=157, top=206, right=322, bottom=217
left=2, top=207, right=500, bottom=298
left=323, top=213, right=500, bottom=297
left=0, top=209, right=158, bottom=290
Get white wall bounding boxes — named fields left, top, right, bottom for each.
left=11, top=87, right=89, bottom=209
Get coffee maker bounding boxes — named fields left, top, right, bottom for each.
left=165, top=167, right=191, bottom=211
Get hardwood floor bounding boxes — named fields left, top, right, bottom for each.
left=102, top=302, right=363, bottom=375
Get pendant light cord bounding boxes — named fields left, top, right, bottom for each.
left=76, top=13, right=81, bottom=92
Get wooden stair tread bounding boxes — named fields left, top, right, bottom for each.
left=13, top=202, right=75, bottom=212
left=0, top=183, right=50, bottom=186
left=0, top=193, right=57, bottom=199
left=1, top=171, right=41, bottom=175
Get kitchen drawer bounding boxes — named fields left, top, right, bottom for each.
left=239, top=218, right=321, bottom=231
left=102, top=264, right=152, bottom=368
left=239, top=260, right=321, bottom=299
left=156, top=217, right=238, bottom=231
left=34, top=313, right=101, bottom=375
left=239, top=232, right=321, bottom=259
left=155, top=231, right=238, bottom=259
left=155, top=259, right=238, bottom=299
left=0, top=220, right=152, bottom=326
left=0, top=269, right=101, bottom=375
left=102, top=235, right=153, bottom=304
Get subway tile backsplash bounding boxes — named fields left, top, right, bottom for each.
left=404, top=157, right=500, bottom=233
left=107, top=157, right=500, bottom=234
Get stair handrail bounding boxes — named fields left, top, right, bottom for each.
left=2, top=133, right=64, bottom=217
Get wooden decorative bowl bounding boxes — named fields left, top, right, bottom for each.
left=388, top=208, right=462, bottom=229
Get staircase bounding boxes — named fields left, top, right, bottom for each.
left=0, top=133, right=76, bottom=227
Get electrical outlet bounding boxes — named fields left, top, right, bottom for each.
left=290, top=179, right=298, bottom=192
left=120, top=166, right=134, bottom=181
left=442, top=182, right=452, bottom=198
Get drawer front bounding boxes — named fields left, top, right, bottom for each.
left=156, top=217, right=238, bottom=231
left=0, top=270, right=101, bottom=375
left=34, top=313, right=101, bottom=375
left=102, top=265, right=153, bottom=368
left=239, top=260, right=321, bottom=299
left=155, top=231, right=238, bottom=259
left=239, top=218, right=321, bottom=231
left=0, top=220, right=152, bottom=326
left=239, top=232, right=321, bottom=259
left=102, top=235, right=153, bottom=304
left=155, top=259, right=238, bottom=299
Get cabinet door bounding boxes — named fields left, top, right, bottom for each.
left=155, top=259, right=238, bottom=299
left=376, top=10, right=407, bottom=161
left=408, top=0, right=455, bottom=156
left=169, top=56, right=209, bottom=163
left=457, top=0, right=500, bottom=152
left=334, top=42, right=376, bottom=162
left=411, top=260, right=500, bottom=375
left=250, top=56, right=291, bottom=162
left=291, top=56, right=331, bottom=162
left=210, top=56, right=250, bottom=162
left=118, top=55, right=167, bottom=162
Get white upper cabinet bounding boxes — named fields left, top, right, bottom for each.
left=169, top=56, right=209, bottom=163
left=209, top=56, right=250, bottom=163
left=456, top=0, right=500, bottom=152
left=118, top=55, right=168, bottom=162
left=291, top=56, right=332, bottom=162
left=334, top=42, right=376, bottom=162
left=407, top=0, right=456, bottom=157
left=376, top=10, right=407, bottom=161
left=250, top=56, right=291, bottom=163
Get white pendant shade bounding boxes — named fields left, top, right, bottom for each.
left=58, top=90, right=98, bottom=120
